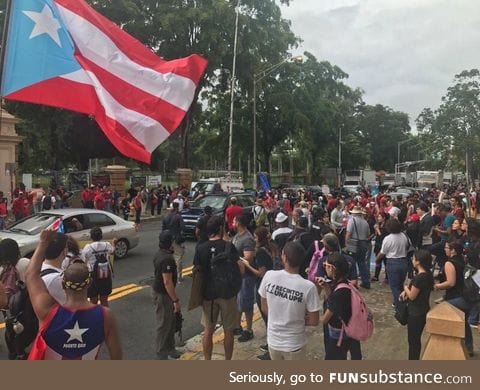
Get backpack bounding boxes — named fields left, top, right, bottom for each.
left=92, top=245, right=112, bottom=279
left=463, top=263, right=480, bottom=303
left=334, top=282, right=374, bottom=345
left=254, top=205, right=267, bottom=227
left=307, top=241, right=325, bottom=282
left=210, top=242, right=242, bottom=300
left=5, top=268, right=58, bottom=356
left=42, top=196, right=52, bottom=210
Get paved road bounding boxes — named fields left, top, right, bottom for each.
left=0, top=218, right=203, bottom=360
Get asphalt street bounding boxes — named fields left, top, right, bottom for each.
left=0, top=218, right=203, bottom=360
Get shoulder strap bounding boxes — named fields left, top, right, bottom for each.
left=40, top=268, right=60, bottom=277
left=352, top=218, right=359, bottom=239
left=314, top=240, right=319, bottom=252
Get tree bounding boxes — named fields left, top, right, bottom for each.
left=416, top=69, right=480, bottom=180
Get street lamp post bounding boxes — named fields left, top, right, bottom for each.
left=397, top=138, right=416, bottom=176
left=252, top=55, right=303, bottom=188
left=227, top=0, right=241, bottom=177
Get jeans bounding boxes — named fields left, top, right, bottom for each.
left=352, top=243, right=370, bottom=287
left=408, top=314, right=426, bottom=360
left=447, top=296, right=473, bottom=352
left=0, top=217, right=5, bottom=230
left=385, top=258, right=408, bottom=311
left=468, top=301, right=480, bottom=326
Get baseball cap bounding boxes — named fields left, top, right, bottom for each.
left=159, top=230, right=173, bottom=247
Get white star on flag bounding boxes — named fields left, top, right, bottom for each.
left=64, top=321, right=89, bottom=343
left=23, top=5, right=62, bottom=47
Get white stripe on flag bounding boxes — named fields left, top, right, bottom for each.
left=61, top=70, right=170, bottom=152
left=56, top=4, right=196, bottom=112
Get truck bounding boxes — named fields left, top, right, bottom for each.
left=343, top=169, right=378, bottom=192
left=190, top=177, right=244, bottom=196
left=415, top=171, right=443, bottom=189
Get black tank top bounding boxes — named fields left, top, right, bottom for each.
left=445, top=255, right=465, bottom=301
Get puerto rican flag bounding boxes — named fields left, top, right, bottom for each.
left=1, top=0, right=208, bottom=164
left=50, top=217, right=64, bottom=233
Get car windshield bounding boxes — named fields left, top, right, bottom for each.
left=8, top=213, right=59, bottom=235
left=192, top=196, right=226, bottom=210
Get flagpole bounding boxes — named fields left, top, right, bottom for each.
left=0, top=0, right=13, bottom=98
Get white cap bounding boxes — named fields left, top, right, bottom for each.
left=275, top=212, right=288, bottom=223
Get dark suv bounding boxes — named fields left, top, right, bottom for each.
left=180, top=192, right=255, bottom=237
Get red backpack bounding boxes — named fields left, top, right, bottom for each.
left=335, top=282, right=374, bottom=345
left=307, top=241, right=324, bottom=282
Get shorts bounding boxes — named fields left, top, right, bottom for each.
left=201, top=297, right=237, bottom=331
left=237, top=275, right=256, bottom=312
left=87, top=276, right=112, bottom=298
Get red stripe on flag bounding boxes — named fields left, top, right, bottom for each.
left=76, top=56, right=186, bottom=133
left=5, top=77, right=96, bottom=115
left=54, top=0, right=208, bottom=82
left=6, top=77, right=151, bottom=163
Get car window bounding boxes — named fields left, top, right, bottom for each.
left=84, top=213, right=116, bottom=228
left=63, top=215, right=86, bottom=233
left=8, top=213, right=58, bottom=235
left=237, top=195, right=254, bottom=207
left=192, top=196, right=226, bottom=210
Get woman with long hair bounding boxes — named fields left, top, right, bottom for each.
left=400, top=249, right=434, bottom=360
left=434, top=238, right=474, bottom=356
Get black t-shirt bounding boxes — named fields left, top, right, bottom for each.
left=153, top=249, right=177, bottom=295
left=326, top=282, right=352, bottom=329
left=408, top=272, right=433, bottom=316
left=196, top=214, right=211, bottom=243
left=253, top=246, right=273, bottom=289
left=193, top=239, right=239, bottom=300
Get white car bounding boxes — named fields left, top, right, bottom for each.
left=0, top=209, right=139, bottom=259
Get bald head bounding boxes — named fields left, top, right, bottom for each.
left=63, top=262, right=91, bottom=292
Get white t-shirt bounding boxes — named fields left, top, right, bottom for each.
left=271, top=227, right=293, bottom=240
left=380, top=233, right=409, bottom=259
left=41, top=263, right=66, bottom=305
left=173, top=198, right=184, bottom=212
left=259, top=270, right=321, bottom=352
left=81, top=241, right=114, bottom=272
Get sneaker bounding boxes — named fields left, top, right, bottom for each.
left=168, top=349, right=183, bottom=359
left=257, top=351, right=271, bottom=360
left=434, top=297, right=444, bottom=304
left=233, top=327, right=243, bottom=336
left=469, top=323, right=478, bottom=329
left=238, top=330, right=254, bottom=342
left=371, top=276, right=379, bottom=282
left=260, top=344, right=269, bottom=352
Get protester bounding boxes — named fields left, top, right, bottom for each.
left=81, top=227, right=114, bottom=307
left=152, top=230, right=182, bottom=360
left=162, top=202, right=185, bottom=282
left=259, top=241, right=321, bottom=360
left=26, top=230, right=122, bottom=360
left=375, top=218, right=410, bottom=312
left=193, top=215, right=241, bottom=360
left=400, top=249, right=434, bottom=360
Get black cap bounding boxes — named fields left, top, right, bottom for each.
left=298, top=215, right=309, bottom=228
left=159, top=230, right=173, bottom=248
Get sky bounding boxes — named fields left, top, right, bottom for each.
left=280, top=0, right=480, bottom=127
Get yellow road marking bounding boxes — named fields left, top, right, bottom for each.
left=0, top=284, right=147, bottom=331
left=181, top=310, right=262, bottom=360
left=108, top=286, right=145, bottom=301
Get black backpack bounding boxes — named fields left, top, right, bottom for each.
left=5, top=268, right=58, bottom=357
left=463, top=263, right=480, bottom=303
left=42, top=196, right=52, bottom=210
left=210, top=242, right=242, bottom=300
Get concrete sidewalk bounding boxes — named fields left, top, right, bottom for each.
left=180, top=280, right=480, bottom=360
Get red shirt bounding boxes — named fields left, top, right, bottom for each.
left=225, top=205, right=243, bottom=230
left=94, top=194, right=105, bottom=210
left=0, top=202, right=7, bottom=217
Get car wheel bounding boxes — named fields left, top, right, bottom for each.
left=115, top=239, right=129, bottom=259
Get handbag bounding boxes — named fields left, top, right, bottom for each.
left=395, top=299, right=409, bottom=326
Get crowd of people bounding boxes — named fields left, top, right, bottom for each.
left=178, top=183, right=480, bottom=361
left=2, top=180, right=480, bottom=361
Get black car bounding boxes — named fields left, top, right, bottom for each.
left=180, top=192, right=255, bottom=237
